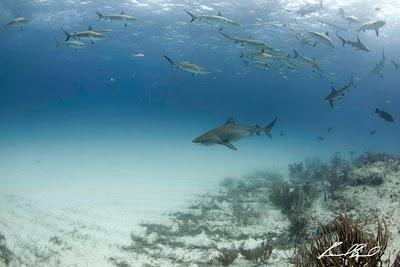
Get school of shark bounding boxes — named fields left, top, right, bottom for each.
left=3, top=0, right=397, bottom=151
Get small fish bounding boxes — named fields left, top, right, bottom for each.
left=328, top=127, right=333, bottom=132
left=280, top=132, right=285, bottom=136
left=370, top=130, right=376, bottom=135
left=133, top=53, right=145, bottom=58
left=375, top=108, right=394, bottom=122
left=110, top=78, right=115, bottom=82
left=193, top=117, right=277, bottom=151
left=318, top=136, right=324, bottom=141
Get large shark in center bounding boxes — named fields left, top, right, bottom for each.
left=192, top=117, right=277, bottom=151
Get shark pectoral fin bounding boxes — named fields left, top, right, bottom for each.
left=329, top=99, right=334, bottom=108
left=219, top=141, right=237, bottom=151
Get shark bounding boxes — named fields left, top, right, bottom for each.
left=192, top=117, right=277, bottom=151
left=244, top=60, right=273, bottom=71
left=318, top=19, right=348, bottom=32
left=391, top=60, right=399, bottom=70
left=4, top=16, right=27, bottom=30
left=55, top=38, right=86, bottom=50
left=96, top=10, right=136, bottom=27
left=219, top=31, right=279, bottom=54
left=240, top=49, right=276, bottom=62
left=62, top=27, right=105, bottom=44
left=308, top=31, right=334, bottom=48
left=336, top=34, right=370, bottom=52
left=296, top=0, right=323, bottom=17
left=164, top=55, right=210, bottom=75
left=338, top=8, right=360, bottom=26
left=369, top=49, right=385, bottom=77
left=184, top=11, right=240, bottom=27
left=293, top=50, right=322, bottom=72
left=358, top=20, right=385, bottom=36
left=324, top=76, right=357, bottom=108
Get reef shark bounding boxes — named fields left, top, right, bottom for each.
left=96, top=10, right=136, bottom=27
left=164, top=55, right=210, bottom=75
left=293, top=50, right=321, bottom=72
left=219, top=31, right=279, bottom=54
left=318, top=19, right=348, bottom=32
left=336, top=34, right=370, bottom=52
left=358, top=20, right=385, bottom=36
left=391, top=60, right=399, bottom=70
left=55, top=38, right=86, bottom=50
left=296, top=0, right=323, bottom=17
left=369, top=49, right=385, bottom=77
left=62, top=27, right=105, bottom=44
left=184, top=11, right=240, bottom=27
left=4, top=15, right=27, bottom=30
left=338, top=8, right=360, bottom=26
left=324, top=76, right=357, bottom=108
left=192, top=117, right=277, bottom=151
left=308, top=31, right=334, bottom=48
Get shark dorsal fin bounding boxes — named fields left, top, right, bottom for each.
left=88, top=26, right=93, bottom=31
left=218, top=11, right=222, bottom=16
left=325, top=31, right=330, bottom=36
left=120, top=10, right=125, bottom=15
left=224, top=117, right=235, bottom=125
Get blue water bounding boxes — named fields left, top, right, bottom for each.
left=0, top=1, right=399, bottom=201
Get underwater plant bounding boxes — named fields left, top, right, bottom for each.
left=294, top=213, right=388, bottom=267
left=352, top=152, right=399, bottom=167
left=239, top=240, right=273, bottom=264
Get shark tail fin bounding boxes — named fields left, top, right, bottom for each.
left=264, top=117, right=277, bottom=138
left=164, top=55, right=175, bottom=67
left=184, top=10, right=197, bottom=22
left=293, top=49, right=300, bottom=58
left=96, top=12, right=103, bottom=20
left=55, top=38, right=60, bottom=48
left=348, top=75, right=357, bottom=88
left=62, top=28, right=71, bottom=41
left=337, top=34, right=347, bottom=46
left=391, top=61, right=399, bottom=69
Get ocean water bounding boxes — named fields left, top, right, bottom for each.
left=0, top=0, right=399, bottom=266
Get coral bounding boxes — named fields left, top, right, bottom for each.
left=294, top=213, right=388, bottom=267
left=215, top=247, right=238, bottom=266
left=326, top=153, right=351, bottom=192
left=289, top=157, right=328, bottom=182
left=353, top=152, right=399, bottom=167
left=239, top=240, right=273, bottom=264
